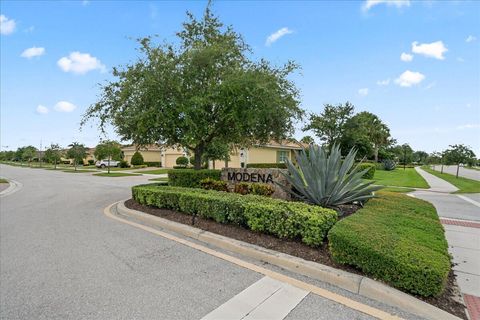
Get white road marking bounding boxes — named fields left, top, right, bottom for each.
left=457, top=195, right=480, bottom=208
left=201, top=276, right=308, bottom=320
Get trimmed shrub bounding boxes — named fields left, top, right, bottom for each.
left=119, top=160, right=130, bottom=168
left=247, top=163, right=287, bottom=169
left=168, top=169, right=221, bottom=188
left=176, top=156, right=189, bottom=166
left=200, top=178, right=228, bottom=192
left=357, top=163, right=376, bottom=179
left=250, top=183, right=275, bottom=197
left=144, top=161, right=161, bottom=167
left=88, top=159, right=95, bottom=165
left=131, top=152, right=144, bottom=166
left=383, top=159, right=396, bottom=171
left=132, top=184, right=337, bottom=246
left=233, top=182, right=275, bottom=197
left=328, top=191, right=450, bottom=297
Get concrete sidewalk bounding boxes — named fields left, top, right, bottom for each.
left=413, top=167, right=480, bottom=320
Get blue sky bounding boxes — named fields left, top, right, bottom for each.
left=1, top=0, right=479, bottom=155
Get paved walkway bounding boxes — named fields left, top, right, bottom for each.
left=0, top=165, right=419, bottom=320
left=430, top=165, right=480, bottom=181
left=413, top=167, right=480, bottom=320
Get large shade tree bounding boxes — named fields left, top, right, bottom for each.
left=67, top=142, right=87, bottom=171
left=44, top=143, right=63, bottom=169
left=303, top=102, right=354, bottom=149
left=443, top=144, right=476, bottom=178
left=81, top=5, right=303, bottom=169
left=94, top=140, right=122, bottom=173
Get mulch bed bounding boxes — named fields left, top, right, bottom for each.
left=125, top=199, right=467, bottom=319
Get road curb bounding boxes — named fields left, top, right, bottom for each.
left=114, top=200, right=461, bottom=320
left=0, top=178, right=22, bottom=197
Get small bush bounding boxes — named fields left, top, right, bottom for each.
left=131, top=152, right=144, bottom=166
left=234, top=182, right=250, bottom=195
left=247, top=163, right=287, bottom=169
left=233, top=182, right=275, bottom=197
left=383, top=159, right=396, bottom=171
left=328, top=192, right=450, bottom=297
left=88, top=159, right=95, bottom=165
left=144, top=161, right=161, bottom=167
left=200, top=178, right=228, bottom=192
left=132, top=185, right=337, bottom=246
left=176, top=156, right=189, bottom=166
left=250, top=183, right=275, bottom=197
left=357, top=163, right=376, bottom=179
left=173, top=165, right=191, bottom=169
left=168, top=169, right=221, bottom=188
left=119, top=160, right=130, bottom=168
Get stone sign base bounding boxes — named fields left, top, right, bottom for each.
left=221, top=168, right=291, bottom=200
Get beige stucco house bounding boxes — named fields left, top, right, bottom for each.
left=122, top=140, right=307, bottom=168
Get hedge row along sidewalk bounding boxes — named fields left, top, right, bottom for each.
left=328, top=191, right=450, bottom=297
left=132, top=184, right=337, bottom=246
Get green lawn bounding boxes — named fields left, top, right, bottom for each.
left=93, top=172, right=141, bottom=177
left=379, top=186, right=415, bottom=193
left=0, top=178, right=8, bottom=183
left=368, top=168, right=429, bottom=189
left=62, top=169, right=98, bottom=173
left=133, top=168, right=171, bottom=175
left=148, top=177, right=168, bottom=181
left=422, top=166, right=480, bottom=193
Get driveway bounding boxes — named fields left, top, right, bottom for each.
left=0, top=165, right=419, bottom=320
left=430, top=165, right=480, bottom=181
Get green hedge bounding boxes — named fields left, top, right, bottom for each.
left=246, top=163, right=287, bottom=169
left=357, top=163, right=376, bottom=179
left=132, top=184, right=337, bottom=246
left=328, top=191, right=450, bottom=297
left=168, top=169, right=221, bottom=188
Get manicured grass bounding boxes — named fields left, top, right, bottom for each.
left=328, top=191, right=450, bottom=297
left=133, top=168, right=171, bottom=175
left=93, top=172, right=141, bottom=177
left=379, top=186, right=415, bottom=193
left=422, top=166, right=480, bottom=193
left=0, top=178, right=8, bottom=183
left=62, top=169, right=98, bottom=173
left=368, top=168, right=429, bottom=189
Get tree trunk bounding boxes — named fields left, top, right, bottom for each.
left=108, top=156, right=111, bottom=174
left=441, top=163, right=444, bottom=174
left=194, top=145, right=204, bottom=170
left=74, top=159, right=77, bottom=171
left=224, top=158, right=228, bottom=168
left=456, top=163, right=460, bottom=178
left=54, top=159, right=57, bottom=170
left=374, top=146, right=379, bottom=162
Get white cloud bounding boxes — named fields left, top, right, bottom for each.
left=358, top=88, right=369, bottom=96
left=466, top=35, right=476, bottom=43
left=36, top=105, right=49, bottom=114
left=57, top=52, right=106, bottom=75
left=20, top=47, right=45, bottom=59
left=376, top=78, right=390, bottom=86
left=362, top=0, right=410, bottom=12
left=0, top=14, right=16, bottom=35
left=54, top=101, right=77, bottom=112
left=395, top=70, right=425, bottom=87
left=411, top=41, right=448, bottom=60
left=457, top=124, right=480, bottom=130
left=400, top=52, right=413, bottom=62
left=265, top=27, right=293, bottom=46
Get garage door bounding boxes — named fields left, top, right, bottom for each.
left=164, top=155, right=180, bottom=168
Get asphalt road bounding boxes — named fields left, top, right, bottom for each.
left=430, top=165, right=480, bottom=181
left=0, top=165, right=421, bottom=320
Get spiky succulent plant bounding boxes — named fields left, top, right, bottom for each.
left=383, top=159, right=396, bottom=171
left=281, top=144, right=382, bottom=208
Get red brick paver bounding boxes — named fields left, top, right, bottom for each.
left=440, top=218, right=480, bottom=229
left=464, top=294, right=480, bottom=320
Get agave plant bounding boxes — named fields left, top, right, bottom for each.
left=383, top=159, right=396, bottom=171
left=281, top=144, right=382, bottom=208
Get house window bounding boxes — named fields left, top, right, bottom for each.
left=277, top=150, right=288, bottom=163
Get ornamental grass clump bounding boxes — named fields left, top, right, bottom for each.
left=282, top=144, right=382, bottom=208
